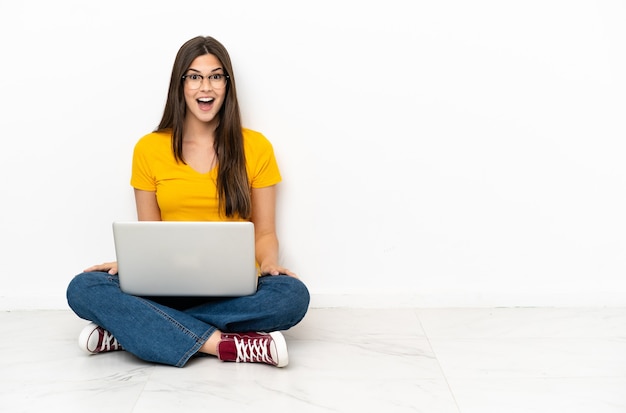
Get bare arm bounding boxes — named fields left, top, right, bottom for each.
left=134, top=188, right=162, bottom=221
left=251, top=185, right=296, bottom=277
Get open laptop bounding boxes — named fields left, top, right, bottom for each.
left=112, top=221, right=258, bottom=297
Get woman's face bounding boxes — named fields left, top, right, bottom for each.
left=183, top=53, right=228, bottom=127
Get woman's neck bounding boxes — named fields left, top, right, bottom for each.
left=183, top=116, right=218, bottom=143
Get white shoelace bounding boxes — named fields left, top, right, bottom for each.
left=234, top=336, right=272, bottom=363
left=101, top=330, right=121, bottom=351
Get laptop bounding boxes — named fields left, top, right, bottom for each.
left=112, top=221, right=258, bottom=297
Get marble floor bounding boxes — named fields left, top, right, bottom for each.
left=1, top=307, right=625, bottom=413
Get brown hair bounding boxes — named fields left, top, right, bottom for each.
left=156, top=36, right=251, bottom=219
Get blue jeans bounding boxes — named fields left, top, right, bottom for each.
left=66, top=272, right=310, bottom=367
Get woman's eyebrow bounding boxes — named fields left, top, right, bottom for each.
left=186, top=67, right=224, bottom=73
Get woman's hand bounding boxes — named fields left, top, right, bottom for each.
left=260, top=263, right=298, bottom=278
left=84, top=261, right=118, bottom=275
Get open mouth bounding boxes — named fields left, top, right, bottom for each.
left=197, top=97, right=214, bottom=110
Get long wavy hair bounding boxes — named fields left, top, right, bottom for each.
left=156, top=36, right=251, bottom=219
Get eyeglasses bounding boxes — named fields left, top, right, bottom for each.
left=182, top=73, right=229, bottom=90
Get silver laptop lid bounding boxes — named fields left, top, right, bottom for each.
left=113, top=221, right=258, bottom=297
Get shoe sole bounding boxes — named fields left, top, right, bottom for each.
left=78, top=322, right=99, bottom=354
left=269, top=331, right=289, bottom=367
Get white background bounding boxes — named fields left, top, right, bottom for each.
left=1, top=0, right=625, bottom=309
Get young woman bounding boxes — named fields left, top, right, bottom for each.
left=66, top=36, right=310, bottom=368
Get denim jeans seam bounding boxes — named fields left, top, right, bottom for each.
left=176, top=329, right=215, bottom=367
left=140, top=298, right=204, bottom=340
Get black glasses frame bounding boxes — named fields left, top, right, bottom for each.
left=181, top=73, right=230, bottom=89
